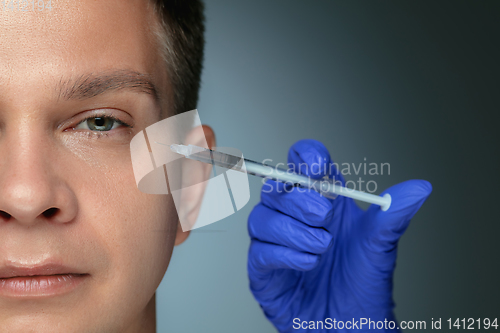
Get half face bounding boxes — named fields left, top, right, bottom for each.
left=0, top=1, right=179, bottom=331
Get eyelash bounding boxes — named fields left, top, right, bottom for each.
left=73, top=114, right=133, bottom=138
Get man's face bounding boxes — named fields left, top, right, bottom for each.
left=0, top=1, right=178, bottom=331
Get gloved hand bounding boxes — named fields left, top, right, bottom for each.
left=247, top=139, right=432, bottom=332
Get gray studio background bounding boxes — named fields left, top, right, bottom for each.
left=157, top=1, right=500, bottom=332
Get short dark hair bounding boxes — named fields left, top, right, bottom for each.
left=149, top=0, right=205, bottom=116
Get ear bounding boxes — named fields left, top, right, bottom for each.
left=175, top=125, right=216, bottom=245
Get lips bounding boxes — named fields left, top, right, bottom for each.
left=0, top=263, right=89, bottom=297
left=0, top=263, right=86, bottom=279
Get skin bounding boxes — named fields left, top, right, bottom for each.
left=0, top=1, right=213, bottom=332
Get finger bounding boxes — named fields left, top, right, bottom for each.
left=248, top=203, right=333, bottom=254
left=247, top=240, right=318, bottom=318
left=287, top=139, right=346, bottom=185
left=364, top=179, right=433, bottom=252
left=248, top=239, right=320, bottom=275
left=282, top=139, right=345, bottom=221
left=261, top=180, right=334, bottom=227
left=287, top=139, right=331, bottom=179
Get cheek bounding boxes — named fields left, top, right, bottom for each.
left=113, top=194, right=177, bottom=290
left=70, top=146, right=178, bottom=314
left=89, top=164, right=178, bottom=282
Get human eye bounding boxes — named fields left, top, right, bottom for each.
left=62, top=109, right=135, bottom=143
left=74, top=115, right=130, bottom=132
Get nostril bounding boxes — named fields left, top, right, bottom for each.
left=0, top=211, right=11, bottom=220
left=43, top=207, right=59, bottom=218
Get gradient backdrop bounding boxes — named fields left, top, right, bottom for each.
left=157, top=1, right=500, bottom=332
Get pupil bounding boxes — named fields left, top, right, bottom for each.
left=95, top=117, right=105, bottom=126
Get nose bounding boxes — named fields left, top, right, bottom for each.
left=0, top=134, right=78, bottom=226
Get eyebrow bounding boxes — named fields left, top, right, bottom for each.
left=58, top=70, right=159, bottom=101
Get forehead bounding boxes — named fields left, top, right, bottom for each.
left=0, top=0, right=166, bottom=96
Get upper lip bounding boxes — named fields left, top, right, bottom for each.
left=0, top=263, right=86, bottom=279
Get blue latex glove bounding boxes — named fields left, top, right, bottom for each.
left=247, top=139, right=432, bottom=332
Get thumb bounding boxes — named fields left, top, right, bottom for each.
left=287, top=139, right=332, bottom=179
left=364, top=179, right=432, bottom=251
